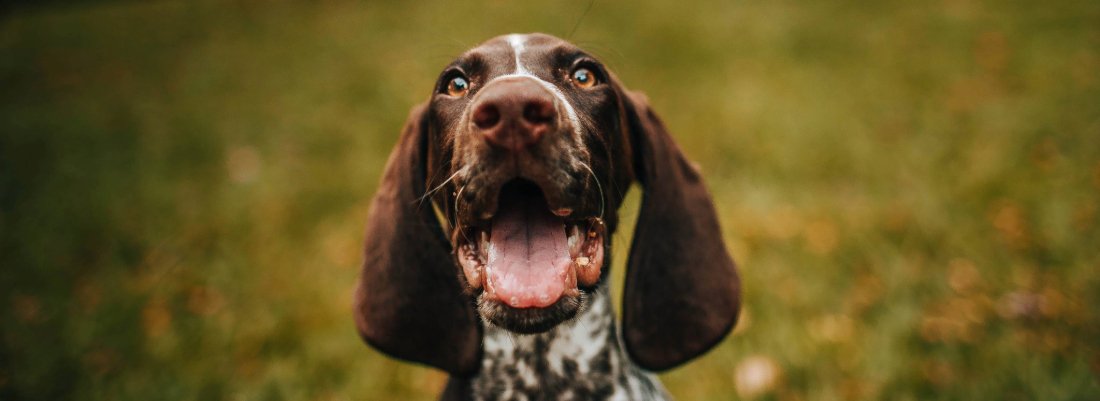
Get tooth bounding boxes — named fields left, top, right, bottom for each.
left=479, top=231, right=490, bottom=258
left=568, top=225, right=582, bottom=256
left=459, top=246, right=483, bottom=290
left=576, top=256, right=589, bottom=267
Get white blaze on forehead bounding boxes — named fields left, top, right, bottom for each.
left=497, top=34, right=583, bottom=141
left=507, top=34, right=531, bottom=74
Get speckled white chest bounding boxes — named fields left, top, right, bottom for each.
left=470, top=287, right=669, bottom=401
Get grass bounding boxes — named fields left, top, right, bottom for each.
left=2, top=0, right=1098, bottom=400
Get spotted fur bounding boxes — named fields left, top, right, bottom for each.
left=453, top=286, right=667, bottom=401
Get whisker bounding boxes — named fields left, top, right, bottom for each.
left=455, top=185, right=472, bottom=245
left=566, top=0, right=596, bottom=40
left=579, top=161, right=605, bottom=219
left=418, top=169, right=462, bottom=206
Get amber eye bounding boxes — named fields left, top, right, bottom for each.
left=571, top=67, right=599, bottom=88
left=446, top=76, right=470, bottom=97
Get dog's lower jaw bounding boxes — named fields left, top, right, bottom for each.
left=467, top=286, right=670, bottom=401
left=477, top=293, right=583, bottom=335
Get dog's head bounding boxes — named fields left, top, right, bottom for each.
left=354, top=33, right=740, bottom=375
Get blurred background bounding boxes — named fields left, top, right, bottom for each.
left=2, top=0, right=1098, bottom=400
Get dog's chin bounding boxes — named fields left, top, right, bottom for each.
left=477, top=292, right=587, bottom=334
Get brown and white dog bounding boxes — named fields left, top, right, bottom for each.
left=354, top=33, right=740, bottom=400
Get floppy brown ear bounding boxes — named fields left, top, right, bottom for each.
left=353, top=103, right=481, bottom=376
left=620, top=90, right=741, bottom=371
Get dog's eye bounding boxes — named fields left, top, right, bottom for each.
left=571, top=67, right=599, bottom=89
left=447, top=76, right=470, bottom=97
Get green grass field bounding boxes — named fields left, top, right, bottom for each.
left=2, top=1, right=1098, bottom=399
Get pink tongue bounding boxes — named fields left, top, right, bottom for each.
left=486, top=188, right=572, bottom=308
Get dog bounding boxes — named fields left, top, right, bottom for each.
left=354, top=33, right=740, bottom=401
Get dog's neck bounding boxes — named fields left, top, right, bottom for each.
left=467, top=286, right=669, bottom=401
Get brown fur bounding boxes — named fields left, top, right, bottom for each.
left=353, top=34, right=740, bottom=386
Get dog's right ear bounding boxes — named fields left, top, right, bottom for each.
left=353, top=103, right=481, bottom=376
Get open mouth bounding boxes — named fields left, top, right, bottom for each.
left=454, top=179, right=605, bottom=332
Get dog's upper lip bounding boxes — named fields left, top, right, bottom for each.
left=461, top=176, right=580, bottom=223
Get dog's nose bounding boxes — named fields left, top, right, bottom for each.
left=471, top=77, right=556, bottom=152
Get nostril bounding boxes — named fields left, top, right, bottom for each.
left=473, top=103, right=501, bottom=129
left=522, top=101, right=555, bottom=125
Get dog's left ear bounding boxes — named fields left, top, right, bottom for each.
left=617, top=88, right=741, bottom=371
left=353, top=104, right=481, bottom=376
